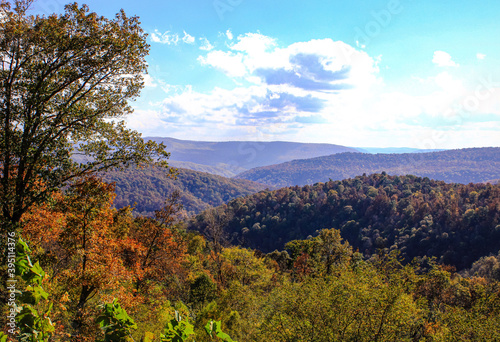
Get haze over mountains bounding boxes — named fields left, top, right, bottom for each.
left=145, top=137, right=359, bottom=177
left=145, top=137, right=446, bottom=177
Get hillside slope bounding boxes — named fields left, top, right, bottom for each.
left=189, top=173, right=500, bottom=270
left=145, top=137, right=358, bottom=176
left=236, top=147, right=500, bottom=187
left=102, top=166, right=267, bottom=216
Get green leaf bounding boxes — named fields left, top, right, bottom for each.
left=96, top=299, right=137, bottom=341
left=205, top=320, right=214, bottom=337
left=207, top=320, right=237, bottom=342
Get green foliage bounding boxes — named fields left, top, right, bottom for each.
left=96, top=299, right=137, bottom=342
left=189, top=274, right=217, bottom=306
left=260, top=258, right=425, bottom=342
left=205, top=320, right=237, bottom=342
left=102, top=166, right=266, bottom=216
left=14, top=238, right=55, bottom=341
left=159, top=311, right=195, bottom=342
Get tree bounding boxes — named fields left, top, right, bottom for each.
left=50, top=178, right=133, bottom=339
left=20, top=177, right=134, bottom=339
left=0, top=0, right=171, bottom=235
left=203, top=205, right=233, bottom=255
left=130, top=190, right=187, bottom=294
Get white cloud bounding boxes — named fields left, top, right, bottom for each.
left=182, top=31, right=195, bottom=44
left=432, top=51, right=459, bottom=67
left=199, top=34, right=380, bottom=91
left=198, top=50, right=247, bottom=77
left=151, top=29, right=196, bottom=45
left=230, top=33, right=277, bottom=54
left=150, top=30, right=179, bottom=45
left=434, top=71, right=465, bottom=95
left=226, top=29, right=233, bottom=40
left=127, top=109, right=167, bottom=134
left=199, top=37, right=214, bottom=51
left=130, top=34, right=500, bottom=148
left=476, top=53, right=486, bottom=60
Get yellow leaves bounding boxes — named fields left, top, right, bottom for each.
left=220, top=247, right=274, bottom=288
left=60, top=292, right=70, bottom=303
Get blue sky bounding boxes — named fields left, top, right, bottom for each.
left=33, top=0, right=500, bottom=148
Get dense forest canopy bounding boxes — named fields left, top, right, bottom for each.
left=190, top=173, right=500, bottom=271
left=11, top=178, right=500, bottom=340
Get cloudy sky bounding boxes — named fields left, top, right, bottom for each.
left=34, top=0, right=500, bottom=148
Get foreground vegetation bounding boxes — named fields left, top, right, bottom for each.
left=1, top=176, right=500, bottom=341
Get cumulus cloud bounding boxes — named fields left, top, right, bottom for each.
left=198, top=50, right=247, bottom=77
left=130, top=33, right=500, bottom=148
left=226, top=29, right=233, bottom=40
left=434, top=71, right=464, bottom=95
left=254, top=53, right=353, bottom=91
left=135, top=35, right=386, bottom=142
left=432, top=51, right=459, bottom=67
left=199, top=34, right=379, bottom=91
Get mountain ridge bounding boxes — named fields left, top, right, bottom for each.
left=235, top=147, right=500, bottom=187
left=144, top=137, right=359, bottom=176
left=101, top=166, right=267, bottom=216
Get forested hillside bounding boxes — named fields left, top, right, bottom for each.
left=102, top=167, right=267, bottom=216
left=236, top=147, right=500, bottom=187
left=189, top=173, right=500, bottom=271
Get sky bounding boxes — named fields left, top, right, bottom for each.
left=31, top=0, right=500, bottom=148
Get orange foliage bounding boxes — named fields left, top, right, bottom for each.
left=293, top=252, right=312, bottom=281
left=127, top=192, right=188, bottom=296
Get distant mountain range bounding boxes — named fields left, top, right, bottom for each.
left=144, top=137, right=454, bottom=177
left=235, top=147, right=500, bottom=187
left=101, top=138, right=498, bottom=216
left=145, top=137, right=358, bottom=176
left=355, top=147, right=445, bottom=154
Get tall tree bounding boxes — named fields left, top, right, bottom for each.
left=22, top=177, right=134, bottom=340
left=0, top=0, right=170, bottom=235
